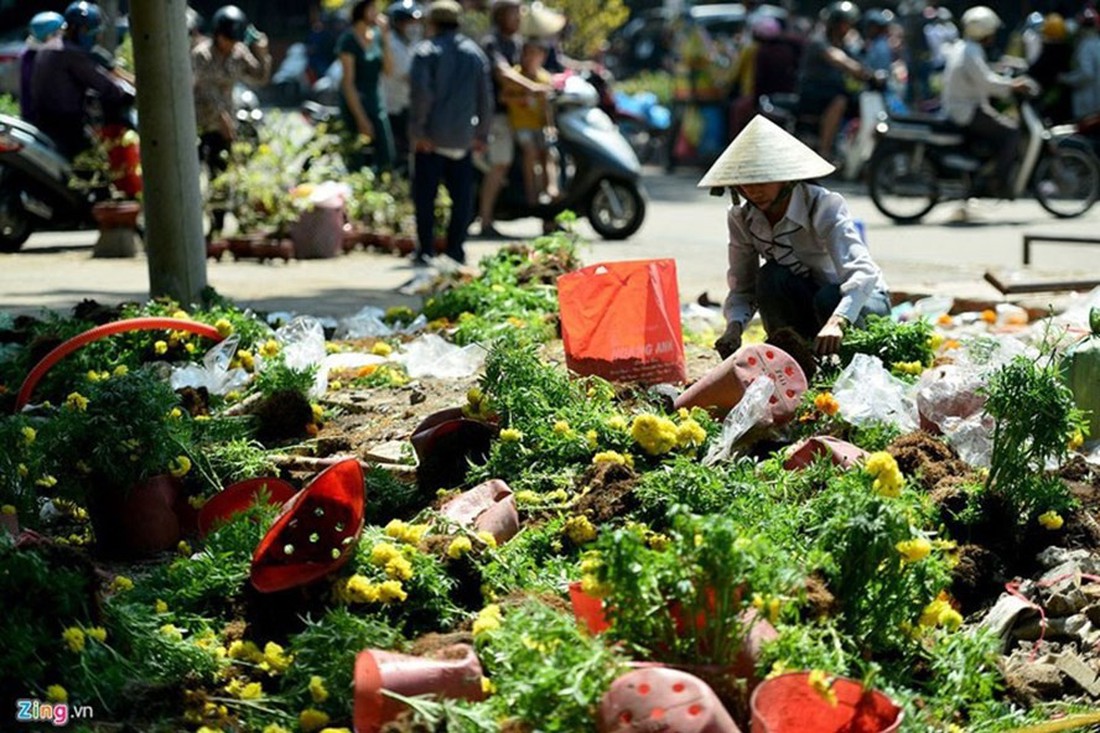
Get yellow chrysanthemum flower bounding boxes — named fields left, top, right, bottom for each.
left=110, top=576, right=134, bottom=593
left=65, top=392, right=89, bottom=411
left=309, top=675, right=329, bottom=703
left=472, top=604, right=503, bottom=638
left=630, top=414, right=678, bottom=455
left=371, top=341, right=393, bottom=357
left=299, top=709, right=331, bottom=733
left=46, top=684, right=68, bottom=702
left=376, top=580, right=408, bottom=603
left=896, top=538, right=932, bottom=563
left=154, top=340, right=168, bottom=355
left=62, top=627, right=85, bottom=652
left=499, top=428, right=523, bottom=442
left=563, top=515, right=598, bottom=545
left=263, top=641, right=292, bottom=673
left=87, top=626, right=107, bottom=643
left=447, top=536, right=473, bottom=559
left=1038, top=510, right=1064, bottom=530
left=214, top=318, right=234, bottom=337
left=21, top=426, right=36, bottom=445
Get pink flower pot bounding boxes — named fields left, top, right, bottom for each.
left=354, top=644, right=486, bottom=733
left=675, top=344, right=807, bottom=425
left=410, top=408, right=497, bottom=491
left=598, top=666, right=743, bottom=733
left=438, top=478, right=519, bottom=545
left=783, top=436, right=868, bottom=471
left=750, top=672, right=903, bottom=733
left=197, top=477, right=298, bottom=537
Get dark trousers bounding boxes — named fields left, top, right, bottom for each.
left=199, top=131, right=232, bottom=235
left=969, top=107, right=1021, bottom=191
left=413, top=151, right=474, bottom=264
left=388, top=109, right=410, bottom=174
left=757, top=260, right=890, bottom=340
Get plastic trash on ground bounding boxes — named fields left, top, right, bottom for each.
left=703, top=376, right=776, bottom=466
left=395, top=334, right=486, bottom=379
left=170, top=335, right=251, bottom=396
left=915, top=363, right=987, bottom=434
left=680, top=302, right=726, bottom=336
left=336, top=305, right=427, bottom=339
left=832, top=354, right=918, bottom=432
left=943, top=412, right=995, bottom=469
left=277, top=316, right=328, bottom=397
left=323, top=352, right=387, bottom=372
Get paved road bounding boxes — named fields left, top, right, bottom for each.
left=3, top=169, right=1100, bottom=318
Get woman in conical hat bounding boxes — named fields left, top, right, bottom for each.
left=700, top=114, right=890, bottom=358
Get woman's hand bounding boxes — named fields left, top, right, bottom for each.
left=814, top=315, right=847, bottom=355
left=714, top=322, right=743, bottom=360
left=357, top=118, right=375, bottom=140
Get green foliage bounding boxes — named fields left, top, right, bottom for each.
left=632, top=454, right=757, bottom=524
left=839, top=315, right=934, bottom=368
left=194, top=435, right=277, bottom=487
left=915, top=628, right=1006, bottom=727
left=0, top=415, right=45, bottom=522
left=983, top=355, right=1083, bottom=519
left=616, top=70, right=674, bottom=105
left=253, top=355, right=317, bottom=397
left=0, top=93, right=19, bottom=116
left=363, top=465, right=427, bottom=525
left=475, top=601, right=627, bottom=732
left=480, top=517, right=576, bottom=597
left=556, top=0, right=630, bottom=57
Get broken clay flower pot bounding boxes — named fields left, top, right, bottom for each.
left=675, top=344, right=807, bottom=425
left=88, top=474, right=182, bottom=559
left=568, top=580, right=611, bottom=635
left=410, top=407, right=497, bottom=492
left=598, top=666, right=743, bottom=733
left=750, top=672, right=903, bottom=733
left=438, top=478, right=519, bottom=545
left=783, top=436, right=869, bottom=471
left=250, top=459, right=364, bottom=593
left=1, top=510, right=20, bottom=537
left=353, top=643, right=486, bottom=733
left=197, top=477, right=298, bottom=537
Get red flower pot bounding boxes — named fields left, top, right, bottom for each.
left=197, top=477, right=297, bottom=537
left=91, top=200, right=142, bottom=229
left=88, top=474, right=182, bottom=558
left=1, top=511, right=20, bottom=537
left=392, top=235, right=416, bottom=256
left=438, top=478, right=519, bottom=545
left=783, top=436, right=868, bottom=471
left=749, top=672, right=903, bottom=733
left=598, top=666, right=743, bottom=733
left=568, top=580, right=610, bottom=635
left=675, top=344, right=807, bottom=425
left=410, top=408, right=497, bottom=491
left=353, top=644, right=486, bottom=733
left=250, top=459, right=365, bottom=593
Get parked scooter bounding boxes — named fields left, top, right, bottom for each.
left=866, top=88, right=1100, bottom=223
left=482, top=73, right=647, bottom=240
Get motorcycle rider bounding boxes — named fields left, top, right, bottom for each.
left=192, top=5, right=272, bottom=181
left=383, top=0, right=424, bottom=172
left=29, top=1, right=133, bottom=160
left=942, top=6, right=1036, bottom=199
left=19, top=11, right=66, bottom=125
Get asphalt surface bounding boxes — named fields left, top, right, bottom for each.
left=3, top=169, right=1100, bottom=319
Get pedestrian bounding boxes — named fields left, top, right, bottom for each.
left=702, top=115, right=891, bottom=359
left=337, top=0, right=396, bottom=172
left=475, top=0, right=552, bottom=238
left=383, top=0, right=425, bottom=173
left=502, top=39, right=557, bottom=205
left=408, top=0, right=492, bottom=265
left=19, top=11, right=66, bottom=125
left=1060, top=8, right=1100, bottom=119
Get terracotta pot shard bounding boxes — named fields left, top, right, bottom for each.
left=438, top=478, right=519, bottom=545
left=783, top=436, right=869, bottom=471
left=675, top=344, right=807, bottom=425
left=749, top=672, right=903, bottom=733
left=410, top=407, right=497, bottom=492
left=197, top=477, right=298, bottom=537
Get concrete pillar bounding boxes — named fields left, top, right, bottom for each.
left=129, top=0, right=208, bottom=304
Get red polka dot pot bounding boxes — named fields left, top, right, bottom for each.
left=783, top=436, right=869, bottom=471
left=598, top=666, right=743, bottom=733
left=675, top=344, right=807, bottom=425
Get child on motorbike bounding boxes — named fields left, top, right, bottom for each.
left=502, top=38, right=559, bottom=205
left=702, top=114, right=891, bottom=359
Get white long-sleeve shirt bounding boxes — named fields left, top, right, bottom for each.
left=941, top=38, right=1015, bottom=125
left=723, top=183, right=888, bottom=328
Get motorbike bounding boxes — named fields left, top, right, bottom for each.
left=580, top=66, right=671, bottom=167
left=866, top=87, right=1100, bottom=223
left=481, top=73, right=647, bottom=240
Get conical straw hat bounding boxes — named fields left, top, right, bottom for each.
left=521, top=2, right=567, bottom=38
left=697, top=115, right=835, bottom=188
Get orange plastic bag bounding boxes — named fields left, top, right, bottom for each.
left=557, top=259, right=686, bottom=385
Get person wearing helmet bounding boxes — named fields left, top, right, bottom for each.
left=336, top=0, right=396, bottom=171
left=795, top=1, right=873, bottom=161
left=728, top=15, right=799, bottom=138
left=941, top=6, right=1035, bottom=198
left=383, top=0, right=424, bottom=171
left=1059, top=9, right=1100, bottom=119
left=1028, top=13, right=1073, bottom=124
left=862, top=9, right=896, bottom=74
left=191, top=5, right=272, bottom=186
left=29, top=2, right=132, bottom=159
left=19, top=11, right=65, bottom=124
left=702, top=115, right=890, bottom=359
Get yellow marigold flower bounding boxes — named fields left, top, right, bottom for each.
left=110, top=576, right=134, bottom=593
left=160, top=624, right=183, bottom=641
left=447, top=536, right=473, bottom=559
left=371, top=341, right=393, bottom=357
left=919, top=595, right=963, bottom=630
left=155, top=599, right=169, bottom=614
left=311, top=403, right=324, bottom=423
left=196, top=727, right=222, bottom=733
left=214, top=318, right=234, bottom=337
left=564, top=515, right=598, bottom=545
left=1068, top=430, right=1085, bottom=452
left=896, top=538, right=932, bottom=563
left=62, top=627, right=85, bottom=652
left=1038, top=510, right=1064, bottom=531
left=309, top=675, right=329, bottom=703
left=260, top=339, right=281, bottom=358
left=329, top=380, right=343, bottom=391
left=177, top=540, right=193, bottom=556
left=592, top=450, right=628, bottom=466
left=675, top=418, right=707, bottom=448
left=606, top=415, right=627, bottom=431
left=299, top=709, right=331, bottom=733
left=481, top=677, right=496, bottom=695
left=187, top=495, right=207, bottom=510
left=168, top=407, right=183, bottom=420
left=630, top=414, right=678, bottom=455
left=586, top=429, right=599, bottom=448
left=227, top=639, right=263, bottom=663
left=476, top=531, right=497, bottom=549
left=169, top=455, right=192, bottom=478
left=864, top=451, right=898, bottom=477
left=65, top=392, right=89, bottom=411
left=814, top=392, right=840, bottom=416
left=112, top=364, right=129, bottom=377
left=499, top=428, right=523, bottom=443
left=580, top=573, right=610, bottom=599
left=808, top=669, right=838, bottom=706
left=343, top=575, right=380, bottom=604
left=646, top=532, right=670, bottom=551
left=370, top=542, right=401, bottom=567
left=937, top=313, right=954, bottom=327
left=46, top=684, right=67, bottom=702
left=980, top=309, right=997, bottom=324
left=87, top=626, right=107, bottom=643
left=1, top=504, right=15, bottom=515
left=472, top=604, right=503, bottom=638
left=928, top=333, right=945, bottom=351
left=553, top=419, right=572, bottom=435
left=873, top=472, right=903, bottom=498
left=263, top=726, right=291, bottom=733
left=237, top=350, right=255, bottom=372
left=263, top=641, right=292, bottom=673
left=154, top=340, right=168, bottom=355
left=239, top=682, right=263, bottom=700
left=21, top=426, right=36, bottom=445
left=385, top=555, right=414, bottom=581
left=514, top=489, right=539, bottom=505
left=384, top=519, right=408, bottom=538
left=377, top=580, right=407, bottom=603
left=171, top=309, right=189, bottom=319
left=17, top=464, right=28, bottom=478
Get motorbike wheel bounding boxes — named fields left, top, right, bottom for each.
left=867, top=144, right=940, bottom=224
left=1033, top=145, right=1100, bottom=219
left=588, top=178, right=646, bottom=240
left=0, top=187, right=32, bottom=252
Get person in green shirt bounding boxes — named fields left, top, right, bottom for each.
left=337, top=0, right=396, bottom=170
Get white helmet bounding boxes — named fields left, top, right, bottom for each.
left=961, top=6, right=1001, bottom=40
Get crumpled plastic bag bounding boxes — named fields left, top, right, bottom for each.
left=832, top=354, right=918, bottom=432
left=277, top=316, right=328, bottom=398
left=943, top=412, right=995, bottom=468
left=170, top=336, right=251, bottom=396
left=323, top=352, right=387, bottom=372
left=703, top=376, right=776, bottom=466
left=394, top=334, right=486, bottom=379
left=680, top=302, right=725, bottom=336
left=916, top=363, right=987, bottom=433
left=336, top=305, right=427, bottom=339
